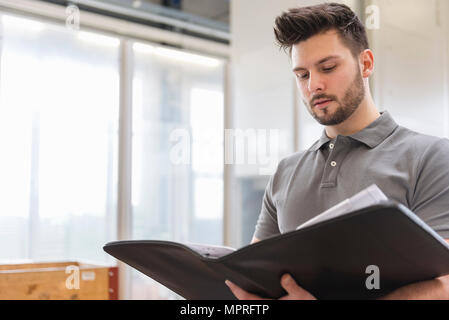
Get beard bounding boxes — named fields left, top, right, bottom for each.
left=304, top=69, right=365, bottom=126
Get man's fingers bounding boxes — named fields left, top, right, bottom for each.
left=225, top=280, right=269, bottom=300
left=225, top=276, right=316, bottom=300
left=225, top=280, right=257, bottom=300
left=279, top=274, right=316, bottom=300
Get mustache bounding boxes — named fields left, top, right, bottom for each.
left=310, top=95, right=338, bottom=106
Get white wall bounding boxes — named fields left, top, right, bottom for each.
left=368, top=0, right=449, bottom=138
left=229, top=0, right=302, bottom=246
left=230, top=0, right=298, bottom=177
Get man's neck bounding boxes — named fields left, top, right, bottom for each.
left=325, top=99, right=380, bottom=139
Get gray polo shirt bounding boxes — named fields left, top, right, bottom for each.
left=254, top=111, right=449, bottom=240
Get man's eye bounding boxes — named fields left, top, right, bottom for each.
left=297, top=73, right=309, bottom=80
left=322, top=66, right=336, bottom=72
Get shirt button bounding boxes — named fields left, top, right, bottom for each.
left=331, top=161, right=337, bottom=167
left=329, top=143, right=334, bottom=149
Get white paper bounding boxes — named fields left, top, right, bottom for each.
left=184, top=243, right=236, bottom=258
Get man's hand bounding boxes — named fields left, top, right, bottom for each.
left=379, top=274, right=449, bottom=300
left=225, top=274, right=317, bottom=300
left=379, top=239, right=449, bottom=299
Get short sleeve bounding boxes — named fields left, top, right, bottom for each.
left=253, top=167, right=281, bottom=240
left=411, top=138, right=449, bottom=239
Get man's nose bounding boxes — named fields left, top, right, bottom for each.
left=307, top=72, right=325, bottom=93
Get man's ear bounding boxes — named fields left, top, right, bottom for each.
left=359, top=49, right=374, bottom=78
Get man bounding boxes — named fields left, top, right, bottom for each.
left=225, top=2, right=449, bottom=300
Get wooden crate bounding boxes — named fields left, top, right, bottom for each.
left=0, top=261, right=118, bottom=300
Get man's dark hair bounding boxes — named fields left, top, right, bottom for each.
left=274, top=2, right=369, bottom=58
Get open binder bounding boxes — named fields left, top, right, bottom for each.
left=103, top=185, right=449, bottom=300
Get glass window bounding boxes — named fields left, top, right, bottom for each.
left=0, top=14, right=120, bottom=263
left=0, top=13, right=226, bottom=300
left=131, top=42, right=225, bottom=299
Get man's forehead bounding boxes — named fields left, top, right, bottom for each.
left=291, top=30, right=348, bottom=70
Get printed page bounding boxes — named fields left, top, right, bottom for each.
left=184, top=243, right=236, bottom=259
left=296, top=184, right=388, bottom=230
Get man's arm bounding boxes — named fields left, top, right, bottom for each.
left=379, top=239, right=449, bottom=300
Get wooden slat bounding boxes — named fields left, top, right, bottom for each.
left=108, top=267, right=119, bottom=300
left=0, top=261, right=79, bottom=271
left=0, top=262, right=116, bottom=300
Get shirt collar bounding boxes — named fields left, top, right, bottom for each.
left=309, top=111, right=398, bottom=151
left=309, top=129, right=332, bottom=152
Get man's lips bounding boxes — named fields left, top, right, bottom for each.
left=313, top=99, right=333, bottom=109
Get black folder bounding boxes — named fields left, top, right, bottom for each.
left=103, top=201, right=449, bottom=300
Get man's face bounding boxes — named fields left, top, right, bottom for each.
left=291, top=29, right=365, bottom=126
